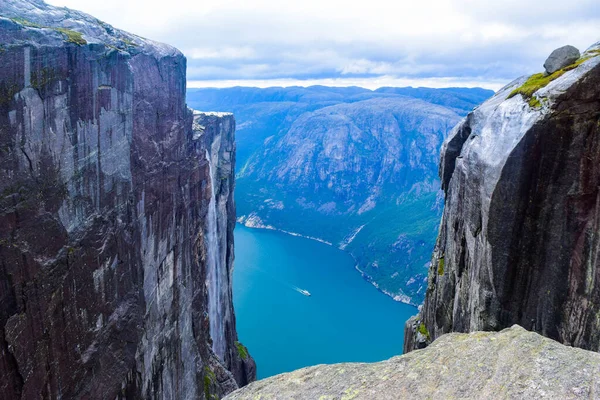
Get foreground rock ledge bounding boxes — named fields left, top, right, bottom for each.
left=225, top=326, right=600, bottom=400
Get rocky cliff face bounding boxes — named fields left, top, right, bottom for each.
left=0, top=1, right=254, bottom=399
left=226, top=325, right=600, bottom=400
left=405, top=42, right=600, bottom=352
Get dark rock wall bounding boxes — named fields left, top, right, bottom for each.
left=0, top=1, right=254, bottom=399
left=404, top=44, right=600, bottom=353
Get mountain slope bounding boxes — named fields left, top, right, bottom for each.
left=188, top=86, right=493, bottom=304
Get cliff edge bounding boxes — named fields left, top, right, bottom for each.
left=405, top=41, right=600, bottom=352
left=0, top=1, right=254, bottom=398
left=226, top=325, right=600, bottom=400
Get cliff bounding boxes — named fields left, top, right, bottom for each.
left=0, top=1, right=254, bottom=399
left=225, top=325, right=600, bottom=400
left=405, top=41, right=600, bottom=352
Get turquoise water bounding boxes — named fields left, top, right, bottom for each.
left=233, top=224, right=418, bottom=379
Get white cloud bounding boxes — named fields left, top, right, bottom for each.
left=188, top=46, right=257, bottom=60
left=46, top=0, right=600, bottom=89
left=188, top=76, right=508, bottom=91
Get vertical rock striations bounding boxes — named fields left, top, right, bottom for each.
left=0, top=1, right=254, bottom=399
left=405, top=42, right=600, bottom=353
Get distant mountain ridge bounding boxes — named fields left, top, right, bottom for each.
left=188, top=86, right=494, bottom=304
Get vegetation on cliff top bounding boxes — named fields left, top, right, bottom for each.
left=10, top=17, right=88, bottom=45
left=509, top=50, right=600, bottom=108
left=55, top=27, right=87, bottom=45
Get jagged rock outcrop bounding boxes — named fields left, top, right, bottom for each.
left=226, top=325, right=600, bottom=400
left=0, top=1, right=254, bottom=399
left=405, top=41, right=600, bottom=353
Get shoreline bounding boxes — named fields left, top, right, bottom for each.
left=236, top=215, right=419, bottom=308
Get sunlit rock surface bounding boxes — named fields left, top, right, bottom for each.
left=0, top=1, right=254, bottom=398
left=226, top=326, right=600, bottom=400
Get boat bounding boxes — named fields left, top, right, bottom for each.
left=299, top=289, right=311, bottom=297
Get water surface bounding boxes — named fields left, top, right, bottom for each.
left=233, top=224, right=418, bottom=379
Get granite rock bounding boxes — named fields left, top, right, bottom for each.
left=544, top=45, right=581, bottom=74
left=226, top=326, right=600, bottom=400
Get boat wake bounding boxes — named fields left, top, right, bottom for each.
left=243, top=264, right=311, bottom=297
left=292, top=286, right=311, bottom=297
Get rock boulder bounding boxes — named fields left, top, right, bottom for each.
left=544, top=45, right=580, bottom=74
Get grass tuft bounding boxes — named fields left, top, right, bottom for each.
left=508, top=51, right=600, bottom=109
left=55, top=28, right=87, bottom=46
left=417, top=322, right=431, bottom=341
left=508, top=71, right=565, bottom=101
left=437, top=256, right=445, bottom=276
left=10, top=17, right=42, bottom=28
left=235, top=341, right=249, bottom=360
left=10, top=17, right=87, bottom=46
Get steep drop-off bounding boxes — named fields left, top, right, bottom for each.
left=0, top=1, right=254, bottom=399
left=405, top=42, right=600, bottom=352
left=188, top=87, right=493, bottom=304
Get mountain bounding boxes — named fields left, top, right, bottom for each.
left=225, top=325, right=600, bottom=400
left=405, top=42, right=600, bottom=352
left=188, top=86, right=493, bottom=304
left=0, top=1, right=253, bottom=398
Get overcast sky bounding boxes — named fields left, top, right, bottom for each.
left=46, top=0, right=600, bottom=90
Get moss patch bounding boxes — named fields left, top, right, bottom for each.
left=10, top=17, right=42, bottom=28
left=0, top=82, right=20, bottom=106
left=31, top=67, right=59, bottom=91
left=418, top=322, right=431, bottom=341
left=121, top=37, right=138, bottom=48
left=203, top=367, right=218, bottom=400
left=55, top=28, right=87, bottom=46
left=509, top=51, right=600, bottom=109
left=235, top=341, right=249, bottom=360
left=508, top=71, right=565, bottom=102
left=10, top=17, right=87, bottom=46
left=437, top=256, right=445, bottom=276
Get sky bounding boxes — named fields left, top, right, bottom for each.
left=46, top=0, right=600, bottom=91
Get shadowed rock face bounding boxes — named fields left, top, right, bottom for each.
left=225, top=325, right=600, bottom=400
left=0, top=1, right=254, bottom=399
left=405, top=41, right=600, bottom=353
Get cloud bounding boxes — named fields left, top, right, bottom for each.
left=46, top=0, right=600, bottom=89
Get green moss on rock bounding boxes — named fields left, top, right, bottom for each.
left=528, top=97, right=542, bottom=108
left=437, top=256, right=445, bottom=276
left=121, top=37, right=138, bottom=48
left=10, top=17, right=87, bottom=46
left=54, top=28, right=87, bottom=45
left=509, top=51, right=600, bottom=109
left=31, top=67, right=59, bottom=91
left=235, top=341, right=249, bottom=360
left=0, top=82, right=20, bottom=106
left=10, top=17, right=42, bottom=28
left=508, top=71, right=565, bottom=101
left=203, top=367, right=218, bottom=400
left=417, top=322, right=431, bottom=341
